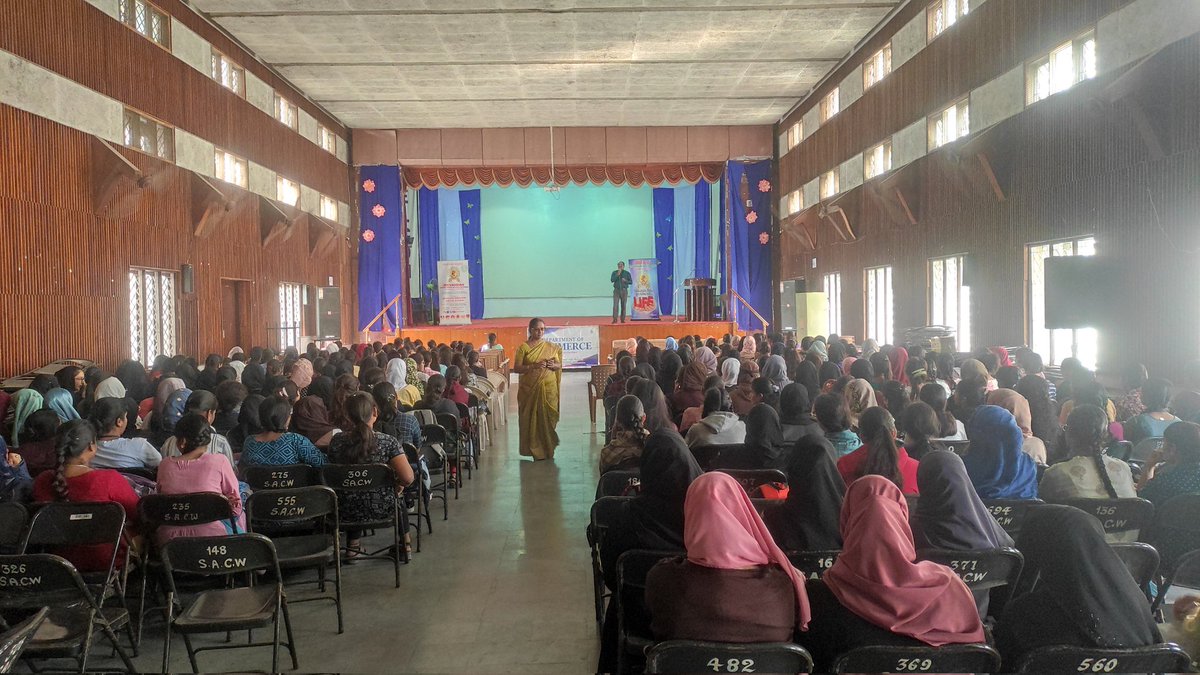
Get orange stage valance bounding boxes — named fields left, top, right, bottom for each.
left=402, top=164, right=724, bottom=189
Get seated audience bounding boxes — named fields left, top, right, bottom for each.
left=89, top=397, right=162, bottom=469
left=717, top=403, right=786, bottom=471
left=17, top=409, right=61, bottom=477
left=814, top=392, right=862, bottom=457
left=779, top=383, right=821, bottom=444
left=227, top=393, right=264, bottom=454
left=838, top=407, right=920, bottom=495
left=800, top=476, right=985, bottom=671
left=963, top=405, right=1039, bottom=499
left=672, top=358, right=708, bottom=419
left=240, top=396, right=328, bottom=469
left=1124, top=377, right=1179, bottom=446
left=993, top=505, right=1161, bottom=670
left=160, top=390, right=237, bottom=468
left=645, top=472, right=810, bottom=644
left=632, top=379, right=676, bottom=433
left=1059, top=380, right=1117, bottom=426
left=291, top=396, right=340, bottom=449
left=730, top=362, right=760, bottom=416
left=213, top=380, right=248, bottom=436
left=763, top=438, right=845, bottom=551
left=45, top=387, right=81, bottom=422
left=155, top=413, right=245, bottom=544
left=920, top=381, right=966, bottom=441
left=679, top=375, right=724, bottom=432
left=443, top=366, right=470, bottom=408
left=10, top=388, right=44, bottom=448
left=414, top=374, right=460, bottom=422
left=685, top=388, right=746, bottom=448
left=950, top=375, right=988, bottom=423
left=1015, top=374, right=1060, bottom=461
left=844, top=378, right=878, bottom=432
left=1138, top=420, right=1200, bottom=506
left=0, top=435, right=32, bottom=503
left=1115, top=362, right=1150, bottom=422
left=1040, top=405, right=1136, bottom=538
left=600, top=395, right=649, bottom=473
left=899, top=401, right=939, bottom=461
left=987, top=388, right=1048, bottom=463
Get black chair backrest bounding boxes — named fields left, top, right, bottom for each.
left=1057, top=498, right=1155, bottom=534
left=421, top=424, right=448, bottom=444
left=0, top=606, right=48, bottom=672
left=917, top=547, right=1024, bottom=593
left=1108, top=542, right=1160, bottom=592
left=714, top=469, right=788, bottom=493
left=138, top=492, right=234, bottom=531
left=246, top=486, right=338, bottom=525
left=320, top=463, right=393, bottom=492
left=22, top=501, right=126, bottom=549
left=929, top=440, right=970, bottom=456
left=616, top=549, right=680, bottom=603
left=116, top=466, right=157, bottom=481
left=161, top=533, right=280, bottom=578
left=1015, top=644, right=1192, bottom=673
left=785, top=550, right=841, bottom=580
left=981, top=498, right=1044, bottom=535
left=646, top=640, right=813, bottom=674
left=0, top=553, right=93, bottom=609
left=0, top=503, right=28, bottom=553
left=589, top=496, right=631, bottom=546
left=243, top=464, right=319, bottom=490
left=1145, top=493, right=1200, bottom=571
left=830, top=644, right=1000, bottom=674
left=690, top=443, right=744, bottom=471
left=596, top=470, right=642, bottom=498
left=436, top=413, right=460, bottom=435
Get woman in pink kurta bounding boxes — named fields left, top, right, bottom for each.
left=154, top=413, right=245, bottom=545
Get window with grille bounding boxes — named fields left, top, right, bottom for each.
left=274, top=94, right=298, bottom=130
left=277, top=176, right=299, bottom=206
left=318, top=125, right=337, bottom=154
left=820, top=171, right=839, bottom=200
left=128, top=268, right=177, bottom=365
left=929, top=98, right=970, bottom=149
left=929, top=255, right=972, bottom=351
left=820, top=90, right=840, bottom=123
left=320, top=195, right=338, bottom=220
left=786, top=122, right=803, bottom=151
left=823, top=273, right=842, bottom=336
left=1027, top=236, right=1098, bottom=369
left=210, top=48, right=245, bottom=96
left=865, top=140, right=892, bottom=180
left=214, top=149, right=247, bottom=188
left=1027, top=31, right=1097, bottom=105
left=928, top=0, right=969, bottom=40
left=278, top=282, right=303, bottom=349
left=865, top=265, right=894, bottom=345
left=122, top=108, right=174, bottom=161
left=864, top=43, right=893, bottom=89
left=118, top=0, right=170, bottom=48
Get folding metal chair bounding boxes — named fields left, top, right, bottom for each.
left=981, top=498, right=1044, bottom=536
left=646, top=640, right=814, bottom=674
left=690, top=443, right=744, bottom=472
left=438, top=411, right=471, bottom=484
left=830, top=643, right=1000, bottom=674
left=1145, top=493, right=1200, bottom=605
left=402, top=442, right=432, bottom=550
left=616, top=550, right=682, bottom=674
left=1015, top=643, right=1192, bottom=673
left=785, top=550, right=842, bottom=580
left=1108, top=542, right=1160, bottom=600
left=1056, top=497, right=1155, bottom=537
left=246, top=486, right=343, bottom=633
left=320, top=464, right=406, bottom=588
left=419, top=422, right=453, bottom=517
left=595, top=469, right=641, bottom=498
left=587, top=496, right=631, bottom=630
left=242, top=464, right=320, bottom=491
left=160, top=534, right=297, bottom=674
left=0, top=606, right=48, bottom=674
left=917, top=547, right=1024, bottom=605
left=0, top=502, right=28, bottom=555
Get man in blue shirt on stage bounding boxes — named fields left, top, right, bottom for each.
left=611, top=261, right=633, bottom=324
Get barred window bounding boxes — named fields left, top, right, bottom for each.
left=865, top=265, right=894, bottom=345
left=864, top=43, right=892, bottom=89
left=214, top=149, right=247, bottom=188
left=279, top=282, right=303, bottom=349
left=318, top=125, right=337, bottom=154
left=210, top=48, right=245, bottom=96
left=823, top=273, right=842, bottom=336
left=865, top=140, right=892, bottom=180
left=274, top=94, right=298, bottom=130
left=320, top=195, right=338, bottom=220
left=122, top=108, right=174, bottom=161
left=129, top=268, right=177, bottom=365
left=277, top=176, right=300, bottom=206
left=118, top=0, right=171, bottom=48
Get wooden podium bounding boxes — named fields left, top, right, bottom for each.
left=683, top=278, right=716, bottom=322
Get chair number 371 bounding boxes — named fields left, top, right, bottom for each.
left=1077, top=657, right=1119, bottom=672
left=707, top=657, right=755, bottom=672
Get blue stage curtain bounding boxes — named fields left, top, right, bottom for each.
left=727, top=160, right=773, bottom=331
left=695, top=181, right=711, bottom=280
left=718, top=173, right=727, bottom=295
left=357, top=166, right=404, bottom=332
left=672, top=184, right=696, bottom=309
left=652, top=188, right=676, bottom=316
left=417, top=187, right=440, bottom=303
left=437, top=188, right=465, bottom=261
left=459, top=189, right=485, bottom=320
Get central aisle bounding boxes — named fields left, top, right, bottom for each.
left=134, top=371, right=604, bottom=674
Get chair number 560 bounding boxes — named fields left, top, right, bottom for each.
left=1077, top=657, right=1119, bottom=672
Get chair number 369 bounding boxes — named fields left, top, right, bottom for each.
left=895, top=658, right=932, bottom=671
left=1077, top=657, right=1119, bottom=672
left=707, top=657, right=755, bottom=672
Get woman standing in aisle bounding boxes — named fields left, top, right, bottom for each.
left=514, top=318, right=562, bottom=460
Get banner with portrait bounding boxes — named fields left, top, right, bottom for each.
left=437, top=260, right=471, bottom=325
left=628, top=257, right=661, bottom=321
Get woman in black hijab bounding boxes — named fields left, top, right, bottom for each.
left=307, top=375, right=335, bottom=410
left=718, top=403, right=786, bottom=470
left=795, top=355, right=821, bottom=402
left=763, top=439, right=845, bottom=551
left=633, top=362, right=656, bottom=382
left=598, top=430, right=702, bottom=672
left=912, top=450, right=1014, bottom=616
left=227, top=393, right=265, bottom=453
left=632, top=379, right=676, bottom=433
left=657, top=352, right=683, bottom=401
left=779, top=382, right=821, bottom=444
left=993, top=505, right=1161, bottom=671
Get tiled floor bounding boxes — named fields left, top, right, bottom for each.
left=118, top=372, right=604, bottom=674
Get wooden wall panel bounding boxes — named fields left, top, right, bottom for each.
left=1, top=0, right=349, bottom=200
left=0, top=104, right=357, bottom=377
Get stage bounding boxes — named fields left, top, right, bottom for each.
left=370, top=316, right=737, bottom=365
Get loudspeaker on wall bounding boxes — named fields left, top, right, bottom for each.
left=181, top=264, right=194, bottom=294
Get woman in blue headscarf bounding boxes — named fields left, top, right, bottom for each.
left=162, top=388, right=193, bottom=434
left=665, top=337, right=678, bottom=352
left=963, top=405, right=1039, bottom=499
left=10, top=389, right=44, bottom=447
left=44, top=388, right=81, bottom=422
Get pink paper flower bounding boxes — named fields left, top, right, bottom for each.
left=362, top=179, right=376, bottom=193
left=371, top=204, right=386, bottom=218
left=758, top=179, right=771, bottom=193
left=362, top=229, right=375, bottom=242
left=759, top=231, right=770, bottom=245
left=746, top=210, right=758, bottom=224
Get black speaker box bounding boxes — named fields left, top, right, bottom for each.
left=181, top=264, right=194, bottom=294
left=316, top=286, right=341, bottom=339
left=1044, top=256, right=1118, bottom=330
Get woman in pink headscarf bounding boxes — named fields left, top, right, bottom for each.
left=798, top=475, right=984, bottom=670
left=890, top=347, right=910, bottom=386
left=645, top=471, right=810, bottom=644
left=739, top=334, right=757, bottom=359
left=288, top=358, right=314, bottom=392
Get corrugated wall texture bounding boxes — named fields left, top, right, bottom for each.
left=0, top=0, right=349, bottom=200
left=779, top=36, right=1200, bottom=376
left=0, top=104, right=357, bottom=376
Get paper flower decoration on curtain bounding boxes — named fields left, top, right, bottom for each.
left=362, top=229, right=376, bottom=242
left=758, top=179, right=771, bottom=193
left=746, top=210, right=758, bottom=224
left=371, top=204, right=386, bottom=218
left=759, top=232, right=770, bottom=245
left=362, top=179, right=376, bottom=193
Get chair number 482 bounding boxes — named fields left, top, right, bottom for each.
left=707, top=657, right=755, bottom=672
left=1077, top=657, right=1119, bottom=672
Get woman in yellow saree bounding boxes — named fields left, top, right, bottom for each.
left=514, top=318, right=562, bottom=460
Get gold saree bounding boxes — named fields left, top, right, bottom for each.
left=516, top=340, right=562, bottom=460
